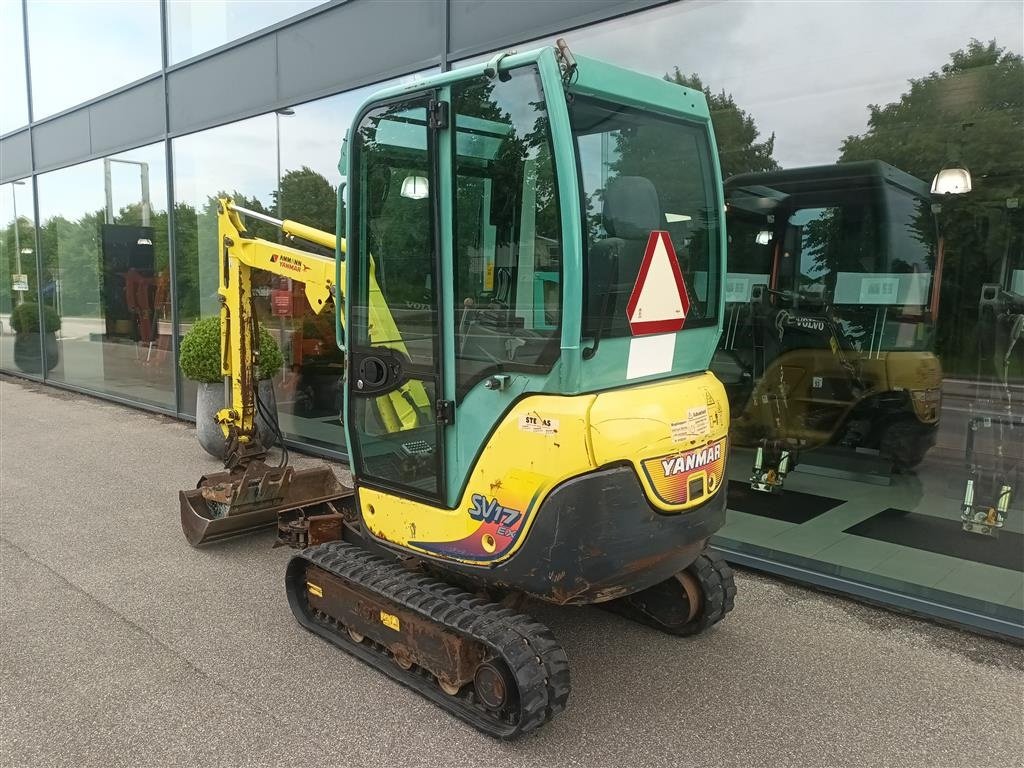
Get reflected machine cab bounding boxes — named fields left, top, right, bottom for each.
left=715, top=161, right=944, bottom=489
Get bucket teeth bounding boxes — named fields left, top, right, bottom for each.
left=179, top=460, right=353, bottom=546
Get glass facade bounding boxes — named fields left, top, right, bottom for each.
left=35, top=142, right=175, bottom=409
left=1, top=0, right=1021, bottom=638
left=166, top=0, right=326, bottom=63
left=535, top=1, right=1024, bottom=632
left=0, top=0, right=29, bottom=134
left=0, top=179, right=38, bottom=376
left=172, top=73, right=429, bottom=452
left=26, top=0, right=162, bottom=119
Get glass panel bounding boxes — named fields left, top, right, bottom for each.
left=0, top=180, right=39, bottom=376
left=35, top=143, right=175, bottom=408
left=350, top=98, right=441, bottom=497
left=167, top=0, right=327, bottom=63
left=452, top=67, right=562, bottom=399
left=172, top=72, right=432, bottom=450
left=0, top=0, right=29, bottom=133
left=476, top=1, right=1024, bottom=635
left=26, top=0, right=161, bottom=120
left=572, top=97, right=719, bottom=337
left=172, top=112, right=278, bottom=420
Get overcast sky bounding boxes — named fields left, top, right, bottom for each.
left=551, top=0, right=1023, bottom=169
left=4, top=0, right=1022, bottom=224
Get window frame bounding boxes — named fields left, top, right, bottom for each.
left=449, top=65, right=565, bottom=401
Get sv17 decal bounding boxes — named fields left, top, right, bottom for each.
left=412, top=492, right=534, bottom=562
left=469, top=494, right=521, bottom=533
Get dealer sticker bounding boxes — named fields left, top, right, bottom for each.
left=671, top=406, right=710, bottom=442
left=519, top=414, right=559, bottom=435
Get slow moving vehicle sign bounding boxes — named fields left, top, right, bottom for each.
left=626, top=230, right=691, bottom=336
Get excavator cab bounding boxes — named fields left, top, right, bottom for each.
left=340, top=44, right=727, bottom=549
left=182, top=42, right=734, bottom=738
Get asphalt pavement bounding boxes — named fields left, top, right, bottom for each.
left=1, top=375, right=1022, bottom=768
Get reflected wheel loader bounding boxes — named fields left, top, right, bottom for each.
left=178, top=42, right=736, bottom=738
left=715, top=162, right=944, bottom=492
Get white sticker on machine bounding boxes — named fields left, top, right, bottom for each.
left=671, top=406, right=710, bottom=442
left=519, top=414, right=559, bottom=435
left=626, top=332, right=675, bottom=380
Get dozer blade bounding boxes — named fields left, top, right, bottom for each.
left=179, top=460, right=353, bottom=547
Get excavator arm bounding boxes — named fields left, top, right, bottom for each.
left=178, top=199, right=428, bottom=547
left=215, top=197, right=427, bottom=459
left=215, top=199, right=339, bottom=458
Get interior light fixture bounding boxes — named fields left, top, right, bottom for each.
left=137, top=238, right=153, bottom=246
left=755, top=230, right=773, bottom=245
left=665, top=213, right=692, bottom=222
left=401, top=175, right=429, bottom=200
left=931, top=167, right=972, bottom=195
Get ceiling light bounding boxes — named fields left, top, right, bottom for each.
left=931, top=167, right=972, bottom=195
left=401, top=175, right=429, bottom=200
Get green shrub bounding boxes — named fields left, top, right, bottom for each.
left=179, top=315, right=284, bottom=383
left=10, top=302, right=61, bottom=334
left=256, top=323, right=285, bottom=381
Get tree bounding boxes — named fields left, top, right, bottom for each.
left=666, top=69, right=779, bottom=179
left=839, top=39, right=1024, bottom=376
left=1, top=215, right=38, bottom=313
left=276, top=166, right=338, bottom=235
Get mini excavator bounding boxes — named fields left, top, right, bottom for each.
left=179, top=41, right=737, bottom=738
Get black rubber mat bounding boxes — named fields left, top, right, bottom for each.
left=845, top=509, right=1024, bottom=572
left=726, top=480, right=845, bottom=524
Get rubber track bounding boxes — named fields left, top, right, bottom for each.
left=681, top=549, right=736, bottom=636
left=604, top=549, right=737, bottom=636
left=286, top=541, right=570, bottom=739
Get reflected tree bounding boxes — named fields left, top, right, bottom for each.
left=667, top=69, right=779, bottom=179
left=840, top=39, right=1024, bottom=375
left=0, top=216, right=38, bottom=313
left=276, top=166, right=337, bottom=235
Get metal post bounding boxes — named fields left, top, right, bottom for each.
left=104, top=158, right=114, bottom=224
left=140, top=162, right=151, bottom=226
left=21, top=0, right=48, bottom=376
left=275, top=111, right=282, bottom=224
left=441, top=0, right=451, bottom=72
left=104, top=158, right=151, bottom=225
left=11, top=183, right=23, bottom=305
left=159, top=0, right=183, bottom=415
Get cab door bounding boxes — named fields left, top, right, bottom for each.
left=346, top=93, right=448, bottom=502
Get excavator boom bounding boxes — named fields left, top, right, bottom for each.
left=180, top=199, right=433, bottom=546
left=180, top=200, right=354, bottom=546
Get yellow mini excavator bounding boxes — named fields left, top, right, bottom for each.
left=179, top=41, right=736, bottom=738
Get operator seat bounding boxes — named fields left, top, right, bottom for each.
left=587, top=175, right=664, bottom=336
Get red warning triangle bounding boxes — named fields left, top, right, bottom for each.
left=626, top=231, right=691, bottom=336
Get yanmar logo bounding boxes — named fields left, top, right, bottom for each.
left=660, top=441, right=722, bottom=477
left=270, top=253, right=309, bottom=273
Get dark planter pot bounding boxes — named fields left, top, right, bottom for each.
left=13, top=332, right=58, bottom=375
left=194, top=379, right=279, bottom=460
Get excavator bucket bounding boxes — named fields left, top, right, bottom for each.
left=179, top=460, right=353, bottom=547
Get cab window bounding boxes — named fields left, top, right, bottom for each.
left=451, top=67, right=563, bottom=399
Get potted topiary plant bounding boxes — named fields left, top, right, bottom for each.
left=10, top=302, right=60, bottom=375
left=178, top=315, right=285, bottom=459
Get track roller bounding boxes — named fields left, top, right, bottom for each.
left=606, top=548, right=736, bottom=636
left=286, top=541, right=570, bottom=739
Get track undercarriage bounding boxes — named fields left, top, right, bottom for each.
left=284, top=529, right=735, bottom=737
